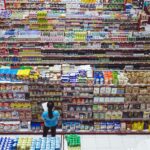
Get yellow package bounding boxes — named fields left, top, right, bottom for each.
left=16, top=103, right=21, bottom=109
left=132, top=122, right=138, bottom=130
left=17, top=70, right=23, bottom=79
left=19, top=103, right=25, bottom=108
left=33, top=75, right=39, bottom=80
left=23, top=69, right=31, bottom=80
left=137, top=122, right=144, bottom=131
left=10, top=103, right=15, bottom=108
left=23, top=69, right=30, bottom=76
left=148, top=124, right=150, bottom=131
left=17, top=69, right=30, bottom=80
left=26, top=103, right=31, bottom=108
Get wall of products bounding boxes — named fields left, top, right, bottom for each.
left=0, top=65, right=150, bottom=133
left=0, top=0, right=150, bottom=134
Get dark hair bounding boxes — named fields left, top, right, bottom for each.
left=47, top=101, right=54, bottom=119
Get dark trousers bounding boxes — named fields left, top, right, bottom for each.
left=43, top=125, right=57, bottom=137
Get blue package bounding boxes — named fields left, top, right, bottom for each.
left=69, top=78, right=77, bottom=83
left=107, top=121, right=114, bottom=131
left=0, top=69, right=3, bottom=81
left=61, top=77, right=70, bottom=83
left=69, top=73, right=77, bottom=79
left=78, top=70, right=87, bottom=77
left=99, top=72, right=104, bottom=84
left=94, top=71, right=100, bottom=78
left=3, top=69, right=10, bottom=81
left=62, top=122, right=67, bottom=131
left=94, top=71, right=101, bottom=84
left=0, top=69, right=5, bottom=81
left=100, top=121, right=107, bottom=131
left=61, top=74, right=70, bottom=82
left=75, top=122, right=81, bottom=131
left=11, top=69, right=19, bottom=82
left=114, top=121, right=121, bottom=131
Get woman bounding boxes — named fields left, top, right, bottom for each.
left=42, top=101, right=60, bottom=137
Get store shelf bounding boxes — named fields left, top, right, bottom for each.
left=92, top=109, right=147, bottom=113
left=94, top=84, right=150, bottom=87
left=63, top=90, right=93, bottom=93
left=41, top=48, right=150, bottom=51
left=1, top=55, right=150, bottom=59
left=64, top=131, right=150, bottom=135
left=94, top=94, right=123, bottom=96
left=0, top=109, right=31, bottom=112
left=62, top=118, right=150, bottom=121
left=0, top=119, right=31, bottom=121
left=0, top=81, right=60, bottom=85
left=0, top=91, right=28, bottom=93
left=30, top=95, right=62, bottom=97
left=1, top=47, right=150, bottom=52
left=62, top=96, right=93, bottom=98
left=63, top=110, right=91, bottom=113
left=93, top=101, right=150, bottom=104
left=93, top=118, right=150, bottom=121
left=62, top=118, right=93, bottom=121
left=13, top=21, right=139, bottom=25
left=65, top=103, right=92, bottom=106
left=30, top=89, right=62, bottom=91
left=0, top=100, right=30, bottom=102
left=94, top=93, right=150, bottom=96
left=0, top=41, right=150, bottom=44
left=0, top=131, right=150, bottom=135
left=6, top=7, right=66, bottom=10
left=31, top=100, right=63, bottom=103
left=0, top=81, right=150, bottom=87
left=0, top=62, right=150, bottom=65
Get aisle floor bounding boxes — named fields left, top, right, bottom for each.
left=64, top=135, right=150, bottom=150
left=1, top=134, right=150, bottom=150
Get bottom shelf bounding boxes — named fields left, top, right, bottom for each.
left=0, top=131, right=150, bottom=135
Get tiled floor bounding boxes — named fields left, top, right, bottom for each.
left=79, top=135, right=150, bottom=150
left=64, top=135, right=150, bottom=150
left=1, top=134, right=150, bottom=150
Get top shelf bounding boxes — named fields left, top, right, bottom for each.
left=5, top=1, right=124, bottom=5
left=0, top=40, right=150, bottom=44
left=4, top=1, right=123, bottom=4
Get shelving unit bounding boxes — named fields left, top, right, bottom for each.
left=0, top=0, right=150, bottom=135
left=1, top=68, right=149, bottom=133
